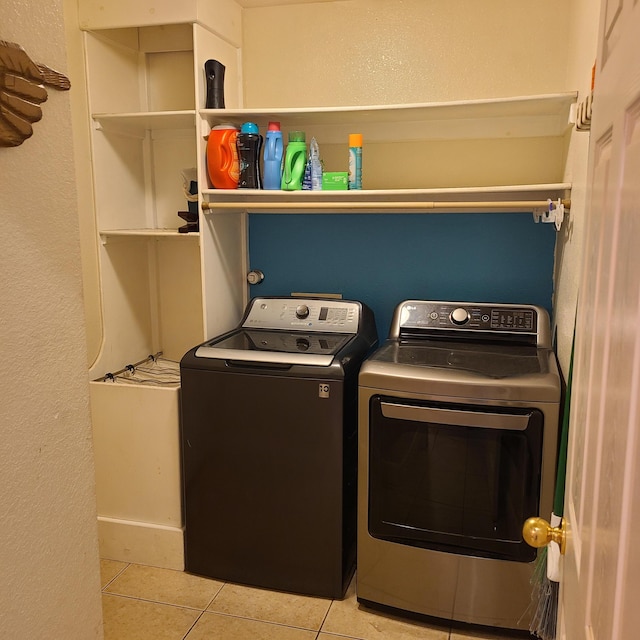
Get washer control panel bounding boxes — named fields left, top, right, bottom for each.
left=393, top=300, right=550, bottom=347
left=242, top=297, right=361, bottom=333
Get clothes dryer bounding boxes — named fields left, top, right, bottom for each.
left=357, top=300, right=560, bottom=630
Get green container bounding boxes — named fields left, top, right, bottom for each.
left=322, top=172, right=348, bottom=191
left=281, top=131, right=307, bottom=190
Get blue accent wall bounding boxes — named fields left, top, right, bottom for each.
left=248, top=213, right=556, bottom=340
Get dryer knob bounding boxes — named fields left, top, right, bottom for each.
left=450, top=307, right=470, bottom=325
left=296, top=304, right=310, bottom=319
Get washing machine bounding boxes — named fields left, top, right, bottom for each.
left=180, top=296, right=377, bottom=599
left=357, top=300, right=560, bottom=630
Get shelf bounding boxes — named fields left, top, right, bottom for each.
left=200, top=93, right=577, bottom=143
left=99, top=229, right=200, bottom=238
left=93, top=111, right=197, bottom=136
left=202, top=184, right=571, bottom=214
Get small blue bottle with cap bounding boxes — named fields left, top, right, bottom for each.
left=237, top=122, right=263, bottom=189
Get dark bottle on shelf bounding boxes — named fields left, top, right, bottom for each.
left=237, top=122, right=263, bottom=189
left=204, top=59, right=225, bottom=109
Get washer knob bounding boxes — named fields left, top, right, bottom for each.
left=450, top=307, right=470, bottom=325
left=296, top=304, right=310, bottom=319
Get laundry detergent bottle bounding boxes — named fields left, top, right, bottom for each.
left=206, top=124, right=239, bottom=189
left=262, top=121, right=284, bottom=190
left=281, top=131, right=307, bottom=191
left=237, top=122, right=263, bottom=189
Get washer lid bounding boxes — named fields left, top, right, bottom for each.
left=392, top=339, right=545, bottom=378
left=359, top=340, right=560, bottom=403
left=195, top=329, right=354, bottom=366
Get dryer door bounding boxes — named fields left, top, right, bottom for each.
left=368, top=396, right=543, bottom=562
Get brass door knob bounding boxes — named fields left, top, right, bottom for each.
left=522, top=517, right=566, bottom=555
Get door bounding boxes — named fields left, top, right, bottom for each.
left=368, top=397, right=544, bottom=562
left=560, top=0, right=640, bottom=638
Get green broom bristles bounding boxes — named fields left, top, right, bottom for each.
left=529, top=548, right=559, bottom=640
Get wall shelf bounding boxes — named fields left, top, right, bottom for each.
left=199, top=95, right=575, bottom=214
left=93, top=110, right=196, bottom=136
left=200, top=93, right=577, bottom=143
left=100, top=228, right=199, bottom=237
left=202, top=183, right=571, bottom=214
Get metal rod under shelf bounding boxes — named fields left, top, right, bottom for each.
left=96, top=352, right=164, bottom=383
left=201, top=199, right=571, bottom=212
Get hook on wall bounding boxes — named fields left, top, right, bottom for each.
left=533, top=198, right=568, bottom=232
left=0, top=40, right=71, bottom=148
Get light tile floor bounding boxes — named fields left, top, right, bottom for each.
left=100, top=559, right=532, bottom=640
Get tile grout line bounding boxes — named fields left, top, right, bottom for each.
left=181, top=609, right=207, bottom=640
left=100, top=561, right=131, bottom=591
left=101, top=591, right=210, bottom=613
left=194, top=608, right=331, bottom=633
left=316, top=595, right=337, bottom=639
left=205, top=580, right=227, bottom=609
left=180, top=578, right=227, bottom=638
left=315, top=600, right=335, bottom=640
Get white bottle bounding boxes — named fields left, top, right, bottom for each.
left=309, top=137, right=323, bottom=191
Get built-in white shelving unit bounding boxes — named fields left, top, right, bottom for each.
left=199, top=93, right=576, bottom=215
left=80, top=0, right=245, bottom=572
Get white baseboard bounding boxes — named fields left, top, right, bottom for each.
left=98, top=516, right=184, bottom=570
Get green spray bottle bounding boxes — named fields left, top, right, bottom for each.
left=281, top=131, right=307, bottom=190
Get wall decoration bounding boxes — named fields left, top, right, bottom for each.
left=0, top=40, right=71, bottom=147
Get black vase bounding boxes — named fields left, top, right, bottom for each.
left=204, top=59, right=225, bottom=109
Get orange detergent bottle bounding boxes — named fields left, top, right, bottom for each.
left=207, top=124, right=239, bottom=189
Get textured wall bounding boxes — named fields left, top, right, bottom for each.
left=242, top=0, right=572, bottom=107
left=554, top=0, right=601, bottom=374
left=249, top=212, right=557, bottom=341
left=0, top=0, right=103, bottom=637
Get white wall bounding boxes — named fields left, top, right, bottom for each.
left=554, top=0, right=601, bottom=373
left=242, top=0, right=572, bottom=106
left=0, top=0, right=103, bottom=637
left=64, top=0, right=103, bottom=367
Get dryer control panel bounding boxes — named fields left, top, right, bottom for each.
left=242, top=297, right=362, bottom=333
left=393, top=300, right=551, bottom=348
